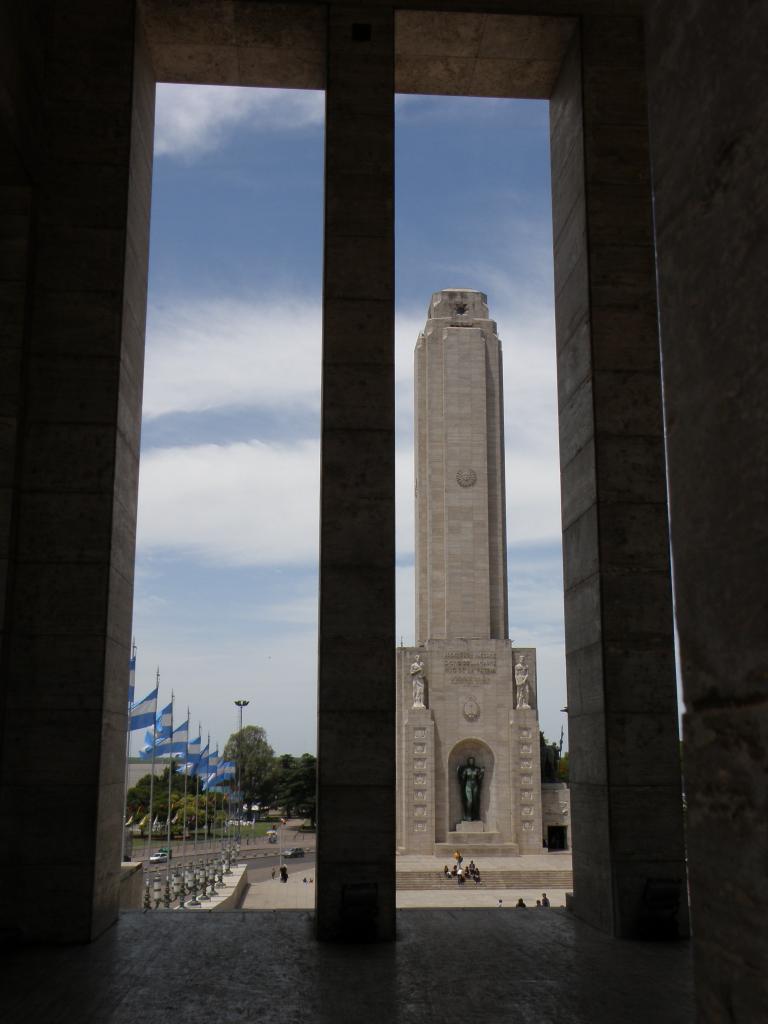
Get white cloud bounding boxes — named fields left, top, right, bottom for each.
left=143, top=297, right=321, bottom=420
left=154, top=84, right=324, bottom=158
left=136, top=439, right=320, bottom=566
left=139, top=288, right=560, bottom=566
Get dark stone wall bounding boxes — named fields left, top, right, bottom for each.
left=645, top=0, right=768, bottom=1017
left=550, top=18, right=686, bottom=939
left=0, top=2, right=152, bottom=942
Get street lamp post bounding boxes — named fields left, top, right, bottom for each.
left=234, top=699, right=250, bottom=843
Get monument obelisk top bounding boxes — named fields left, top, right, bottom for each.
left=414, top=288, right=509, bottom=643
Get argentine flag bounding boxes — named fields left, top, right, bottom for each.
left=157, top=720, right=190, bottom=758
left=128, top=654, right=136, bottom=706
left=129, top=688, right=158, bottom=732
left=156, top=702, right=173, bottom=739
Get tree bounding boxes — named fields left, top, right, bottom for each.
left=223, top=724, right=274, bottom=811
left=275, top=753, right=317, bottom=824
left=557, top=751, right=569, bottom=782
left=126, top=760, right=189, bottom=818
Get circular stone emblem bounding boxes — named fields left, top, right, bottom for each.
left=456, top=468, right=477, bottom=488
left=463, top=697, right=480, bottom=722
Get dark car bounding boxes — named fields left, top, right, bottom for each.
left=283, top=847, right=305, bottom=858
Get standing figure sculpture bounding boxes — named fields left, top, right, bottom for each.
left=410, top=655, right=426, bottom=709
left=515, top=657, right=531, bottom=710
left=457, top=756, right=485, bottom=821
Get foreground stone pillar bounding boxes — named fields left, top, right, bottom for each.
left=646, top=1, right=768, bottom=1015
left=550, top=18, right=687, bottom=938
left=316, top=6, right=395, bottom=940
left=0, top=3, right=153, bottom=942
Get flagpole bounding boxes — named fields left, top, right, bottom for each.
left=193, top=722, right=201, bottom=863
left=181, top=706, right=190, bottom=871
left=166, top=690, right=174, bottom=884
left=122, top=639, right=136, bottom=861
left=204, top=732, right=210, bottom=855
left=145, top=667, right=160, bottom=866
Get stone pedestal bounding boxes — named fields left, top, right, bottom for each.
left=456, top=820, right=484, bottom=833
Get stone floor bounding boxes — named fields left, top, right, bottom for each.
left=1, top=909, right=694, bottom=1024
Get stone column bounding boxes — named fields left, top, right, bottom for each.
left=0, top=3, right=153, bottom=942
left=646, top=1, right=768, bottom=1014
left=549, top=19, right=687, bottom=937
left=316, top=6, right=395, bottom=941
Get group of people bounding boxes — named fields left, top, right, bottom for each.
left=496, top=893, right=551, bottom=908
left=443, top=855, right=482, bottom=885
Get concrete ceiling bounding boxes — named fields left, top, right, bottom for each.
left=139, top=2, right=576, bottom=99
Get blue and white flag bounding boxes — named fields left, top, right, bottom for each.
left=128, top=654, right=136, bottom=706
left=159, top=720, right=189, bottom=759
left=129, top=688, right=158, bottom=732
left=138, top=730, right=155, bottom=759
left=180, top=734, right=202, bottom=775
left=203, top=750, right=221, bottom=791
left=208, top=760, right=236, bottom=787
left=156, top=702, right=173, bottom=739
left=191, top=743, right=209, bottom=778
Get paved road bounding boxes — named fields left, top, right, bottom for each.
left=129, top=833, right=315, bottom=868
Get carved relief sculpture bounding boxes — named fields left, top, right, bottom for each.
left=410, top=655, right=426, bottom=708
left=515, top=657, right=531, bottom=709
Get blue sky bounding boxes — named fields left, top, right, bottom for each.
left=131, top=85, right=566, bottom=757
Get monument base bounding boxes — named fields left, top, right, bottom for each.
left=437, top=838, right=519, bottom=857
left=455, top=820, right=484, bottom=833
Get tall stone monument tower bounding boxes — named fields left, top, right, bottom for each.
left=397, top=289, right=551, bottom=857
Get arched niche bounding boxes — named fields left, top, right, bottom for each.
left=447, top=739, right=496, bottom=833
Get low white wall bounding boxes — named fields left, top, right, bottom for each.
left=179, top=863, right=249, bottom=912
left=120, top=862, right=144, bottom=910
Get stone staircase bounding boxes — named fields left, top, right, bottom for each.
left=396, top=869, right=573, bottom=891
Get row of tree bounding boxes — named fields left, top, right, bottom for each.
left=221, top=725, right=316, bottom=823
left=126, top=725, right=317, bottom=826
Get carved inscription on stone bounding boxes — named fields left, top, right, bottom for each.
left=521, top=806, right=534, bottom=817
left=414, top=805, right=427, bottom=817
left=520, top=728, right=532, bottom=740
left=521, top=790, right=533, bottom=802
left=414, top=790, right=426, bottom=802
left=520, top=759, right=532, bottom=770
left=520, top=744, right=532, bottom=754
left=522, top=822, right=533, bottom=831
left=521, top=775, right=532, bottom=786
left=414, top=728, right=427, bottom=740
left=414, top=822, right=427, bottom=832
left=414, top=743, right=426, bottom=755
left=414, top=759, right=427, bottom=770
left=444, top=651, right=497, bottom=684
left=414, top=773, right=427, bottom=786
